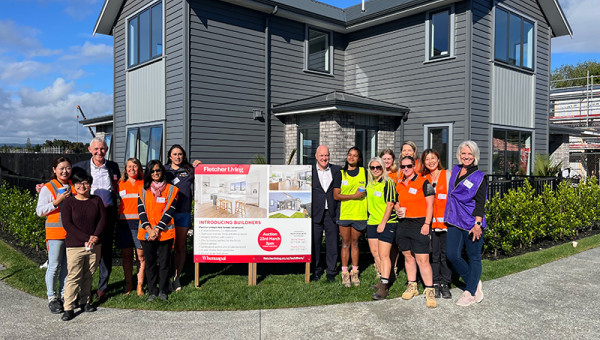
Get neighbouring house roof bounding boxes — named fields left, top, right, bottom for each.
left=94, top=0, right=571, bottom=37
left=272, top=91, right=409, bottom=118
left=79, top=114, right=114, bottom=127
left=549, top=123, right=600, bottom=137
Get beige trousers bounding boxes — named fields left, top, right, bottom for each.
left=63, top=245, right=101, bottom=311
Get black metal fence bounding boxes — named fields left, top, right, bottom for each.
left=0, top=172, right=43, bottom=195
left=487, top=175, right=580, bottom=199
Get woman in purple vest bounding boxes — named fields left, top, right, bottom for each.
left=445, top=141, right=487, bottom=307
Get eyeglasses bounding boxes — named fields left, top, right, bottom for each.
left=369, top=166, right=383, bottom=171
left=400, top=164, right=414, bottom=169
left=151, top=169, right=162, bottom=174
left=74, top=182, right=91, bottom=187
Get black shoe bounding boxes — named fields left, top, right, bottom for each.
left=440, top=283, right=452, bottom=299
left=83, top=303, right=97, bottom=312
left=311, top=271, right=323, bottom=282
left=158, top=292, right=168, bottom=301
left=147, top=294, right=157, bottom=302
left=434, top=284, right=441, bottom=299
left=326, top=274, right=336, bottom=283
left=61, top=310, right=74, bottom=321
left=48, top=299, right=64, bottom=314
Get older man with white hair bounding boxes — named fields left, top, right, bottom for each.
left=73, top=137, right=120, bottom=302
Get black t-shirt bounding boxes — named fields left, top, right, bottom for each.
left=164, top=164, right=194, bottom=213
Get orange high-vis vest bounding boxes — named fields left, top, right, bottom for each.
left=425, top=170, right=450, bottom=230
left=118, top=179, right=144, bottom=220
left=396, top=174, right=428, bottom=218
left=44, top=179, right=76, bottom=240
left=137, top=184, right=178, bottom=242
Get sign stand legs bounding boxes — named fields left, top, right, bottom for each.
left=305, top=263, right=310, bottom=283
left=195, top=262, right=200, bottom=288
left=248, top=263, right=257, bottom=286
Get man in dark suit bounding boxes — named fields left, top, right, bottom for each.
left=73, top=137, right=120, bottom=302
left=311, top=145, right=341, bottom=282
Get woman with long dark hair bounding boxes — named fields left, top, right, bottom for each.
left=138, top=160, right=179, bottom=301
left=333, top=146, right=368, bottom=287
left=164, top=144, right=201, bottom=291
left=36, top=156, right=76, bottom=314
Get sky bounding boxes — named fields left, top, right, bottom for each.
left=0, top=0, right=598, bottom=145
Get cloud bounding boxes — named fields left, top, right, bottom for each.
left=0, top=20, right=61, bottom=58
left=0, top=78, right=113, bottom=144
left=61, top=41, right=113, bottom=64
left=62, top=0, right=102, bottom=21
left=552, top=0, right=600, bottom=53
left=0, top=60, right=51, bottom=83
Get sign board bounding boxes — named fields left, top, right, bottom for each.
left=193, top=164, right=312, bottom=264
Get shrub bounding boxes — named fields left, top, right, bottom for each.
left=0, top=183, right=45, bottom=250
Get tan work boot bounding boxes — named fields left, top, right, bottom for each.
left=425, top=287, right=437, bottom=308
left=341, top=271, right=351, bottom=287
left=401, top=281, right=419, bottom=300
left=372, top=282, right=389, bottom=300
left=350, top=270, right=361, bottom=287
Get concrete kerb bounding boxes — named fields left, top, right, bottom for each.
left=1, top=247, right=600, bottom=339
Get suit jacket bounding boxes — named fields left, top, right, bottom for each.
left=312, top=163, right=341, bottom=223
left=73, top=158, right=121, bottom=203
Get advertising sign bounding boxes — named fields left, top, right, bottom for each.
left=193, top=164, right=312, bottom=263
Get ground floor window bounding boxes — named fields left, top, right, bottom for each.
left=125, top=124, right=163, bottom=165
left=424, top=123, right=452, bottom=169
left=355, top=127, right=377, bottom=161
left=492, top=128, right=532, bottom=175
left=298, top=127, right=319, bottom=166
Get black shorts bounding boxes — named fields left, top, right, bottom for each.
left=396, top=219, right=431, bottom=254
left=337, top=220, right=367, bottom=232
left=366, top=223, right=397, bottom=244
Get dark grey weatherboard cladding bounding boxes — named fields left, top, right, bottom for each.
left=344, top=1, right=469, bottom=164
left=189, top=0, right=269, bottom=163
left=112, top=0, right=151, bottom=164
left=165, top=0, right=186, bottom=152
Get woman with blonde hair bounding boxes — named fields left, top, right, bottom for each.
left=401, top=141, right=421, bottom=175
left=379, top=149, right=399, bottom=182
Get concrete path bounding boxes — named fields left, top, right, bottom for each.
left=1, top=247, right=599, bottom=340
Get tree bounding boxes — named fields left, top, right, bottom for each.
left=551, top=60, right=600, bottom=88
left=25, top=138, right=32, bottom=151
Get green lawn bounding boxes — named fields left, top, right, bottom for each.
left=1, top=234, right=599, bottom=311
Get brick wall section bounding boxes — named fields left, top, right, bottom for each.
left=377, top=116, right=397, bottom=155
left=284, top=116, right=297, bottom=165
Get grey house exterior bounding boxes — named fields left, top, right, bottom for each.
left=94, top=0, right=571, bottom=174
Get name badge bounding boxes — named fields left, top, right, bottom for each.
left=119, top=190, right=127, bottom=197
left=437, top=217, right=445, bottom=223
left=438, top=193, right=447, bottom=200
left=408, top=188, right=417, bottom=195
left=156, top=197, right=166, bottom=203
left=463, top=180, right=474, bottom=189
left=374, top=191, right=382, bottom=197
left=341, top=180, right=349, bottom=186
left=172, top=177, right=180, bottom=185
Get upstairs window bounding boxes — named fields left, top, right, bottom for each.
left=125, top=125, right=163, bottom=165
left=306, top=27, right=332, bottom=73
left=494, top=7, right=534, bottom=70
left=128, top=2, right=163, bottom=68
left=430, top=9, right=450, bottom=58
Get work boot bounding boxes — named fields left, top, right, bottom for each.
left=401, top=281, right=419, bottom=300
left=372, top=282, right=389, bottom=300
left=341, top=271, right=351, bottom=287
left=434, top=283, right=441, bottom=298
left=440, top=283, right=452, bottom=299
left=370, top=281, right=382, bottom=291
left=425, top=287, right=437, bottom=308
left=350, top=270, right=361, bottom=287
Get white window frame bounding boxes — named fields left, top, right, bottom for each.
left=124, top=121, right=165, bottom=165
left=125, top=0, right=164, bottom=70
left=492, top=3, right=537, bottom=71
left=423, top=123, right=454, bottom=168
left=304, top=26, right=334, bottom=75
left=424, top=5, right=455, bottom=63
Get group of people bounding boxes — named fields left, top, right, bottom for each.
left=36, top=137, right=198, bottom=321
left=311, top=141, right=487, bottom=308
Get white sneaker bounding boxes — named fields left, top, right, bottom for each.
left=475, top=280, right=484, bottom=303
left=456, top=291, right=475, bottom=307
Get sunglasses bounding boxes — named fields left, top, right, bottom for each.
left=369, top=165, right=383, bottom=171
left=400, top=164, right=414, bottom=169
left=151, top=169, right=162, bottom=174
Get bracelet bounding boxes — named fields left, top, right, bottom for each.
left=424, top=222, right=431, bottom=225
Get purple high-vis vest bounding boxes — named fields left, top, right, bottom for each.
left=445, top=165, right=487, bottom=231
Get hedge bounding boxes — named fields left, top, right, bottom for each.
left=1, top=178, right=600, bottom=258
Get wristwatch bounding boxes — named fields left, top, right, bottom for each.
left=475, top=221, right=482, bottom=226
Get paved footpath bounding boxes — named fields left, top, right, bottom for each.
left=1, top=247, right=600, bottom=340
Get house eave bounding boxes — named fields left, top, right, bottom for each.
left=93, top=0, right=124, bottom=36
left=539, top=0, right=573, bottom=38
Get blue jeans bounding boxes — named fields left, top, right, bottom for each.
left=45, top=239, right=67, bottom=299
left=446, top=226, right=484, bottom=295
